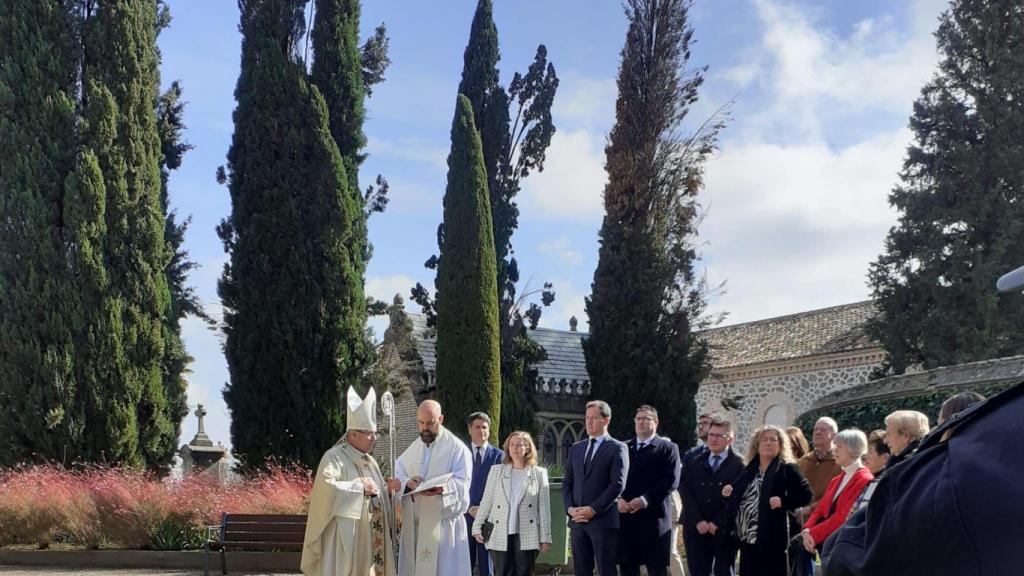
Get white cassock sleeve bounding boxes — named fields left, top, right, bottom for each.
left=323, top=458, right=366, bottom=520
left=441, top=445, right=471, bottom=519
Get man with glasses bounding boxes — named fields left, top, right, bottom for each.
left=680, top=418, right=743, bottom=576
left=302, top=387, right=398, bottom=576
left=617, top=406, right=681, bottom=576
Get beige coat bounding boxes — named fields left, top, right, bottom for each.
left=472, top=464, right=552, bottom=552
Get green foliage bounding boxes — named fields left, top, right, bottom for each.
left=0, top=0, right=81, bottom=466
left=434, top=95, right=502, bottom=444
left=584, top=0, right=725, bottom=445
left=793, top=382, right=1016, bottom=438
left=867, top=0, right=1024, bottom=376
left=415, top=0, right=559, bottom=439
left=148, top=514, right=205, bottom=551
left=220, top=0, right=370, bottom=471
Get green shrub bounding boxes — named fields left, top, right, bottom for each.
left=794, top=382, right=1014, bottom=437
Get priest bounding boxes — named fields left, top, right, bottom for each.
left=388, top=400, right=472, bottom=576
left=301, top=387, right=397, bottom=576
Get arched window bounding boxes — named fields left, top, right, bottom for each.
left=764, top=404, right=788, bottom=427
left=542, top=425, right=557, bottom=465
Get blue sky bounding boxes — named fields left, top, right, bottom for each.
left=160, top=0, right=949, bottom=451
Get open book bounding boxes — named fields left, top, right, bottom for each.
left=403, top=472, right=453, bottom=497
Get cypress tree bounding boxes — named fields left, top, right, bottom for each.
left=219, top=0, right=363, bottom=470
left=416, top=0, right=559, bottom=439
left=0, top=0, right=80, bottom=465
left=867, top=0, right=1024, bottom=375
left=75, top=0, right=174, bottom=470
left=435, top=95, right=502, bottom=443
left=584, top=0, right=723, bottom=444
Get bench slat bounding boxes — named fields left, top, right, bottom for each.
left=224, top=514, right=306, bottom=523
left=224, top=528, right=303, bottom=537
left=209, top=541, right=303, bottom=551
left=225, top=523, right=306, bottom=533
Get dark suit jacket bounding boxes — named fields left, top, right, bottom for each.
left=722, top=458, right=812, bottom=552
left=563, top=435, right=629, bottom=530
left=469, top=443, right=504, bottom=508
left=823, top=381, right=1024, bottom=576
left=681, top=447, right=744, bottom=531
left=618, top=436, right=680, bottom=566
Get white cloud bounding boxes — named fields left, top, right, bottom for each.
left=739, top=0, right=941, bottom=138
left=366, top=136, right=448, bottom=171
left=538, top=236, right=584, bottom=266
left=538, top=278, right=588, bottom=333
left=699, top=129, right=910, bottom=324
left=519, top=129, right=607, bottom=224
left=552, top=74, right=617, bottom=128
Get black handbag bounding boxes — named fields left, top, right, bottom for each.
left=481, top=520, right=494, bottom=542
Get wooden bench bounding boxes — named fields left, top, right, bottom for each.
left=204, top=513, right=306, bottom=575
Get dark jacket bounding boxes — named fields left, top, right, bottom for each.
left=680, top=446, right=744, bottom=531
left=619, top=436, right=680, bottom=566
left=563, top=435, right=630, bottom=530
left=722, top=458, right=812, bottom=552
left=822, top=381, right=1024, bottom=576
left=469, top=443, right=504, bottom=508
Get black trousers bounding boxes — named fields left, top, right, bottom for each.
left=620, top=561, right=668, bottom=576
left=489, top=534, right=538, bottom=576
left=739, top=541, right=787, bottom=576
left=684, top=531, right=737, bottom=576
left=570, top=523, right=618, bottom=576
left=468, top=516, right=495, bottom=576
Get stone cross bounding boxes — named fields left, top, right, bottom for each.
left=196, top=404, right=207, bottom=435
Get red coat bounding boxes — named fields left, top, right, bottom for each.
left=804, top=467, right=873, bottom=545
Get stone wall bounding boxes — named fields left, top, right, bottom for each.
left=696, top=362, right=879, bottom=449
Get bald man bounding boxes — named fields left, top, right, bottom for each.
left=389, top=400, right=472, bottom=576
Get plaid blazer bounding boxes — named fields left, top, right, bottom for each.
left=472, top=464, right=552, bottom=552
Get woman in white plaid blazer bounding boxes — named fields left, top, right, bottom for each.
left=472, top=431, right=553, bottom=576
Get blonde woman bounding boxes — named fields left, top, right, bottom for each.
left=720, top=425, right=812, bottom=576
left=472, top=431, right=552, bottom=576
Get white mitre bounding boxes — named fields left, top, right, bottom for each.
left=346, top=387, right=378, bottom=432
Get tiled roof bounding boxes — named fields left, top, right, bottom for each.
left=698, top=301, right=880, bottom=369
left=407, top=313, right=590, bottom=383
left=405, top=301, right=879, bottom=379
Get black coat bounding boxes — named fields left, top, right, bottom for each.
left=619, top=436, right=680, bottom=566
left=822, top=381, right=1024, bottom=576
left=722, top=458, right=812, bottom=553
left=680, top=447, right=744, bottom=531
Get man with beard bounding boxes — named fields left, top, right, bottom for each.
left=388, top=400, right=472, bottom=576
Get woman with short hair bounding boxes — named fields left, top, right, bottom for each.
left=800, top=429, right=873, bottom=553
left=848, top=429, right=890, bottom=516
left=720, top=425, right=812, bottom=576
left=472, top=431, right=552, bottom=576
left=884, top=410, right=930, bottom=467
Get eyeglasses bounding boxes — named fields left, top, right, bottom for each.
left=707, top=432, right=731, bottom=440
left=353, top=430, right=378, bottom=438
left=634, top=416, right=655, bottom=422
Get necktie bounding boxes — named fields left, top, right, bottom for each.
left=711, top=454, right=721, bottom=473
left=584, top=438, right=596, bottom=470
left=475, top=447, right=483, bottom=468
left=636, top=441, right=646, bottom=453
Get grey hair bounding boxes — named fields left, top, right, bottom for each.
left=816, top=417, right=839, bottom=434
left=885, top=410, right=931, bottom=441
left=834, top=429, right=868, bottom=459
left=586, top=400, right=612, bottom=418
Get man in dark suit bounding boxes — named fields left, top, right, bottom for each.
left=617, top=405, right=680, bottom=576
left=563, top=399, right=629, bottom=576
left=681, top=418, right=744, bottom=576
left=466, top=411, right=504, bottom=576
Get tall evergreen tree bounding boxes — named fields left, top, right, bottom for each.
left=0, top=0, right=81, bottom=466
left=219, top=0, right=365, bottom=470
left=434, top=95, right=502, bottom=444
left=414, top=0, right=559, bottom=439
left=65, top=0, right=175, bottom=469
left=584, top=0, right=724, bottom=444
left=867, top=0, right=1024, bottom=375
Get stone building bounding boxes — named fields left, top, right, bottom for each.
left=376, top=297, right=885, bottom=463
